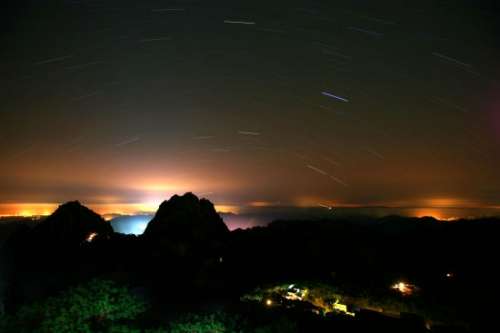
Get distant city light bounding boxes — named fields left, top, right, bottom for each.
left=265, top=299, right=272, bottom=306
left=110, top=216, right=151, bottom=235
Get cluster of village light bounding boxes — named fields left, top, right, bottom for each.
left=285, top=284, right=307, bottom=301
left=264, top=284, right=354, bottom=317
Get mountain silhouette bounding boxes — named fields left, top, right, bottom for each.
left=31, top=201, right=113, bottom=245
left=5, top=202, right=115, bottom=308
left=139, top=193, right=230, bottom=296
left=142, top=192, right=229, bottom=256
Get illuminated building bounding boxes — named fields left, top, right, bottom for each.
left=391, top=281, right=417, bottom=296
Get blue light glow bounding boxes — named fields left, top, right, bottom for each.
left=110, top=215, right=152, bottom=235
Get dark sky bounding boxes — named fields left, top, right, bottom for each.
left=1, top=0, right=499, bottom=216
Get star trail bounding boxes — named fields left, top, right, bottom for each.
left=0, top=0, right=499, bottom=218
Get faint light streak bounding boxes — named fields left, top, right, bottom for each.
left=360, top=16, right=396, bottom=25
left=152, top=8, right=185, bottom=12
left=430, top=97, right=468, bottom=113
left=115, top=137, right=141, bottom=147
left=322, top=156, right=341, bottom=166
left=139, top=37, right=171, bottom=43
left=322, top=91, right=349, bottom=102
left=306, top=164, right=328, bottom=175
left=306, top=165, right=348, bottom=187
left=238, top=130, right=261, bottom=136
left=365, top=148, right=384, bottom=160
left=432, top=52, right=471, bottom=68
left=329, top=175, right=348, bottom=187
left=34, top=55, right=72, bottom=65
left=224, top=20, right=256, bottom=25
left=315, top=42, right=351, bottom=59
left=318, top=203, right=333, bottom=210
left=72, top=90, right=102, bottom=101
left=348, top=26, right=383, bottom=37
left=65, top=61, right=103, bottom=71
left=322, top=49, right=352, bottom=60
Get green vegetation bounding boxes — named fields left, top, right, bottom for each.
left=0, top=276, right=465, bottom=332
left=166, top=313, right=237, bottom=333
left=0, top=280, right=299, bottom=333
left=165, top=312, right=297, bottom=333
left=253, top=318, right=298, bottom=333
left=0, top=279, right=149, bottom=333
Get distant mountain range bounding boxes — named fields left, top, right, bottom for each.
left=3, top=193, right=229, bottom=249
left=2, top=192, right=500, bottom=325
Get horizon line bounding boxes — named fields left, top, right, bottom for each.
left=1, top=202, right=499, bottom=219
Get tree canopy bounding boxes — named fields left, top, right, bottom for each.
left=1, top=279, right=147, bottom=333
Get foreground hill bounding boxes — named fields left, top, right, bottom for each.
left=2, top=194, right=499, bottom=331
left=143, top=192, right=229, bottom=255
left=31, top=201, right=114, bottom=245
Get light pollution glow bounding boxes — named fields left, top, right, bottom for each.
left=1, top=197, right=499, bottom=221
left=0, top=202, right=240, bottom=218
left=1, top=0, right=500, bottom=228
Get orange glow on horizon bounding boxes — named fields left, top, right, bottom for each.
left=293, top=196, right=357, bottom=208
left=410, top=208, right=458, bottom=221
left=248, top=201, right=282, bottom=207
left=0, top=196, right=497, bottom=220
left=0, top=203, right=59, bottom=217
left=213, top=205, right=240, bottom=214
left=423, top=197, right=476, bottom=208
left=0, top=201, right=241, bottom=218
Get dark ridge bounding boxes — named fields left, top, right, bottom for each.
left=143, top=192, right=229, bottom=244
left=31, top=201, right=113, bottom=245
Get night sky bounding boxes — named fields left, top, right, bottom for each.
left=1, top=0, right=499, bottom=217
